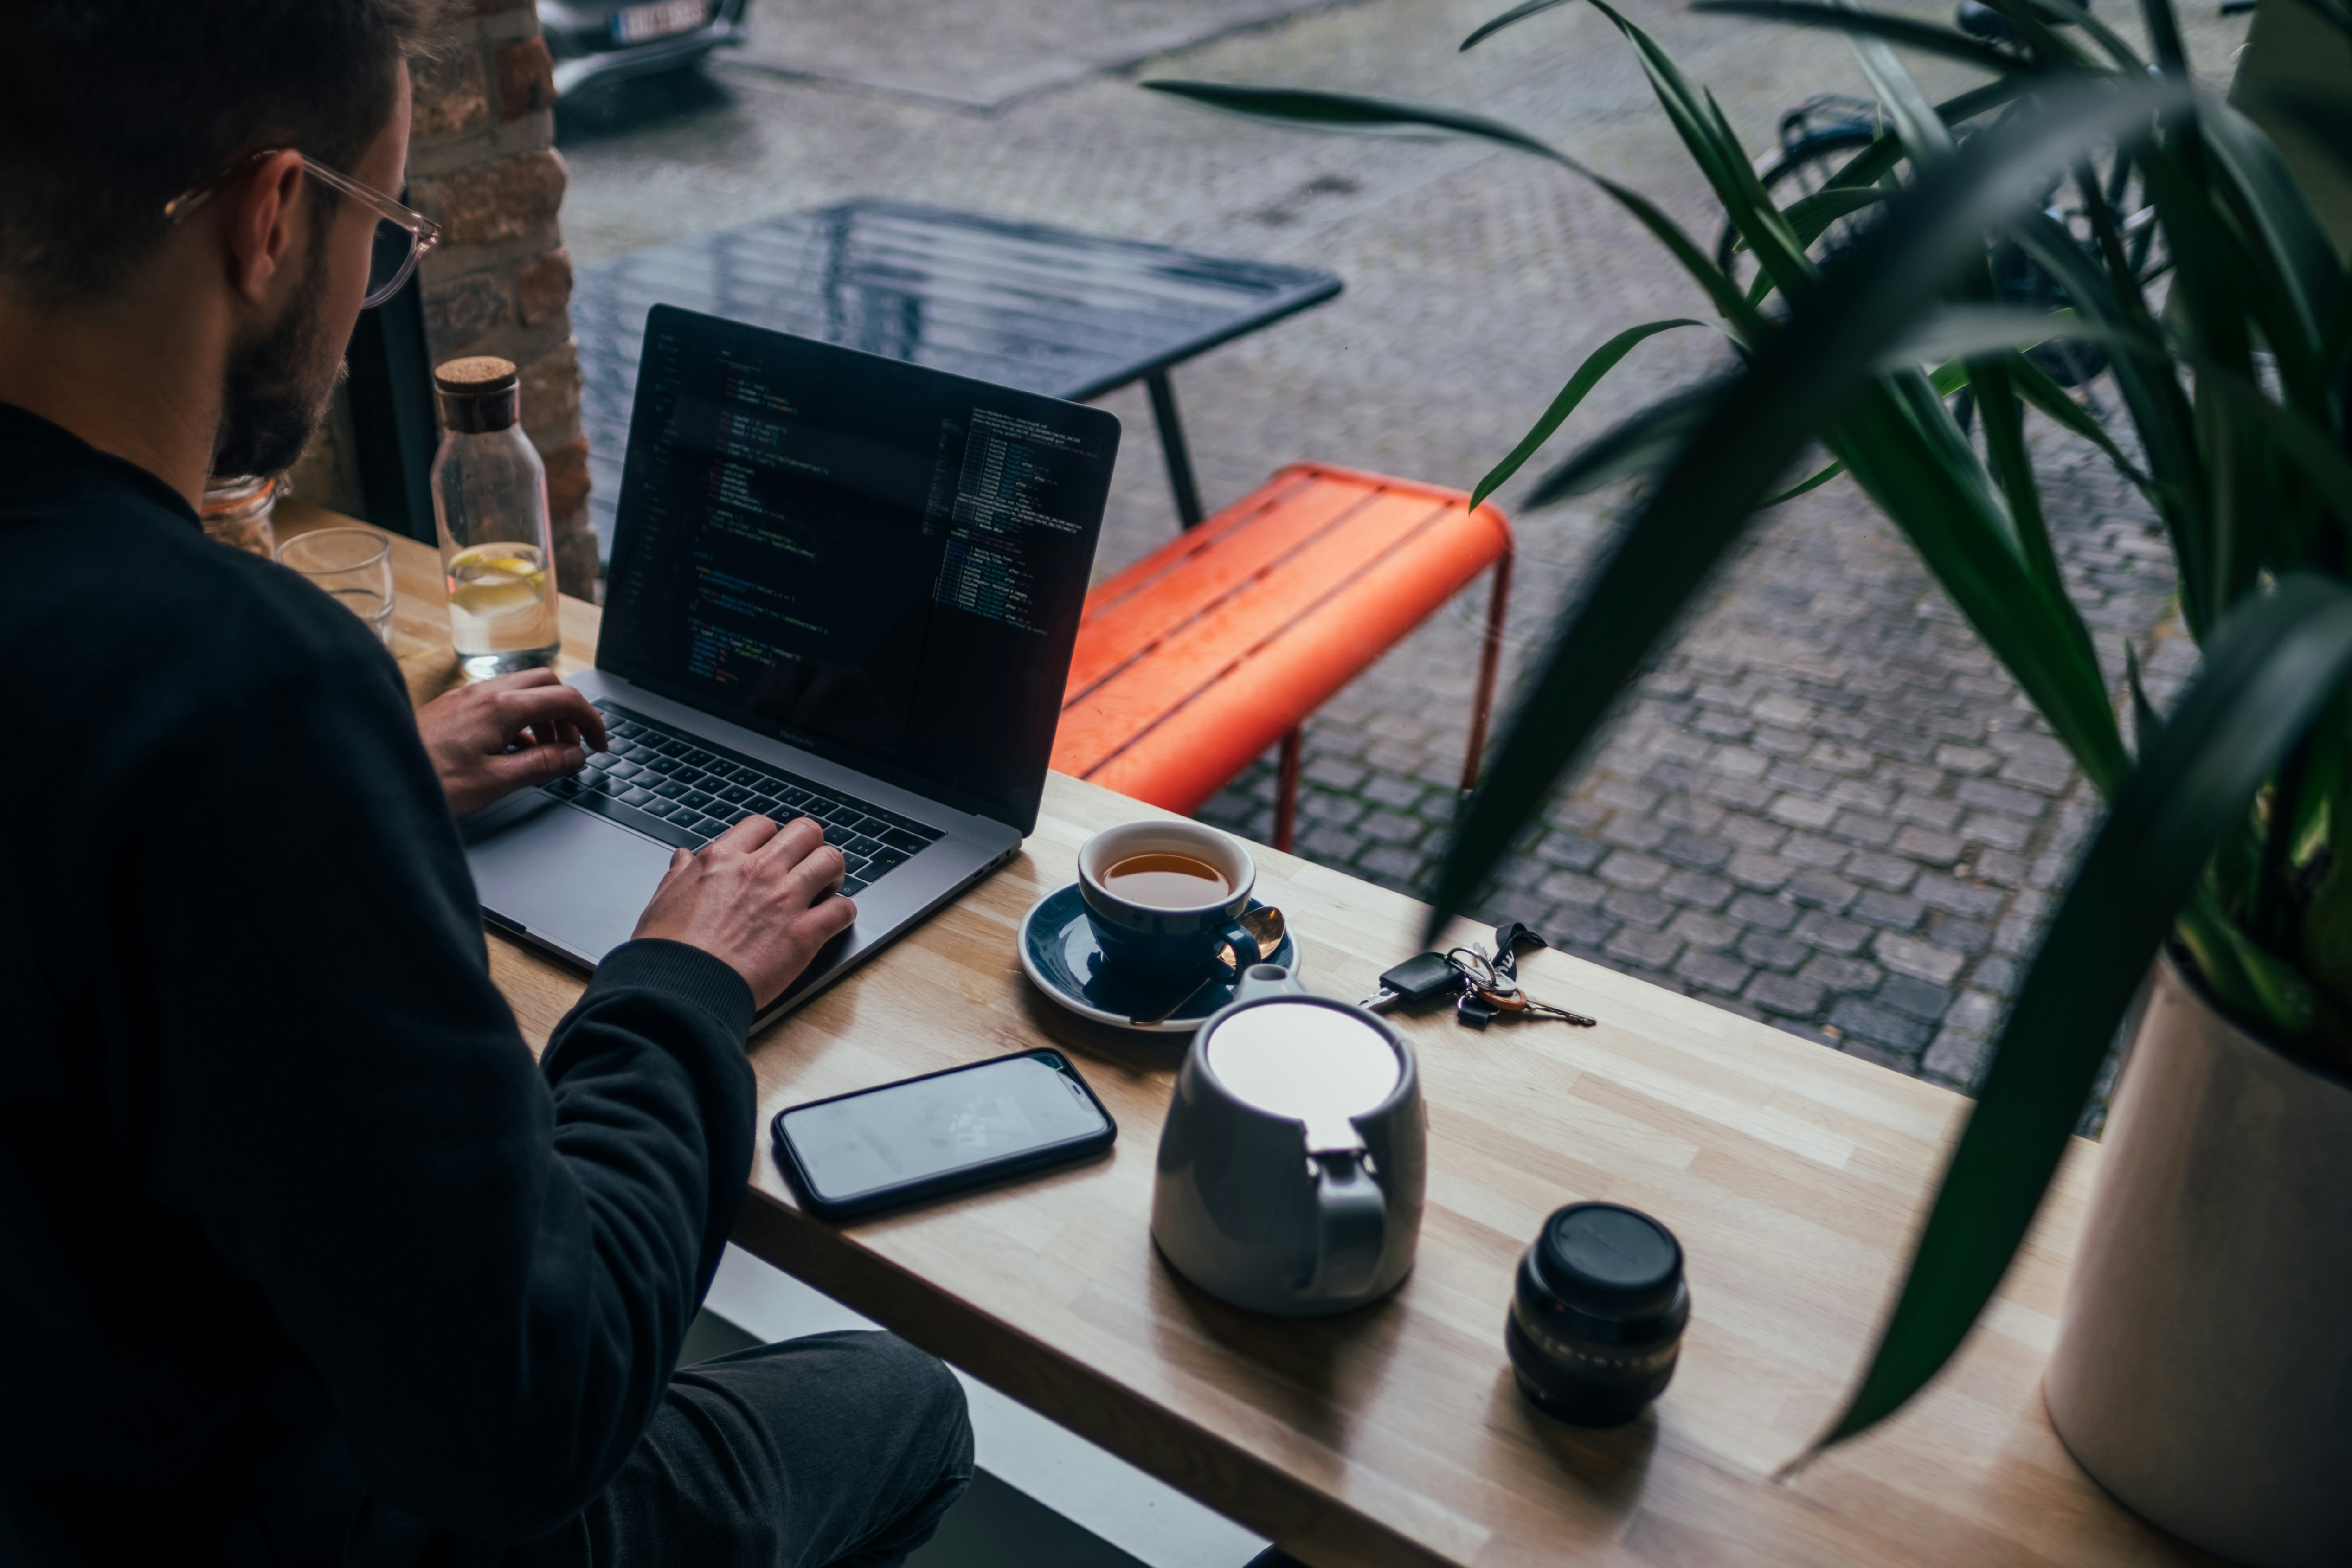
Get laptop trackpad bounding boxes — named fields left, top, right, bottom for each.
left=469, top=798, right=673, bottom=965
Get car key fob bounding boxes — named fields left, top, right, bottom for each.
left=1358, top=951, right=1461, bottom=1012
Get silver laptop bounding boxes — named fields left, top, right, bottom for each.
left=462, top=304, right=1118, bottom=1025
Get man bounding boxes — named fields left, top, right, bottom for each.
left=0, top=5, right=971, bottom=1565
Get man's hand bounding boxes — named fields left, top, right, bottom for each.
left=416, top=670, right=607, bottom=818
left=633, top=816, right=857, bottom=1009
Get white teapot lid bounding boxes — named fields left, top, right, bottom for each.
left=1203, top=999, right=1400, bottom=1153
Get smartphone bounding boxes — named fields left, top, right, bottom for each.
left=771, top=1049, right=1117, bottom=1221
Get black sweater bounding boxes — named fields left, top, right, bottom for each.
left=0, top=403, right=758, bottom=1566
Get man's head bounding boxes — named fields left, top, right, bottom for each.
left=0, top=2, right=447, bottom=479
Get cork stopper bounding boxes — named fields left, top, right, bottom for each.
left=435, top=356, right=521, bottom=433
left=434, top=356, right=518, bottom=395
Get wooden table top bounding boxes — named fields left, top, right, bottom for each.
left=304, top=502, right=2195, bottom=1568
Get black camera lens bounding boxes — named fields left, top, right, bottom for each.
left=1505, top=1202, right=1688, bottom=1427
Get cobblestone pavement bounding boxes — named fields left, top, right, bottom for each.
left=558, top=0, right=2243, bottom=1107
left=1197, top=435, right=2197, bottom=1127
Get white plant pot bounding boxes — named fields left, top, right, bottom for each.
left=2045, top=954, right=2352, bottom=1566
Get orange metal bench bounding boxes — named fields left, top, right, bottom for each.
left=1053, top=463, right=1514, bottom=852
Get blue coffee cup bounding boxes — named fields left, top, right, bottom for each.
left=1077, top=822, right=1261, bottom=984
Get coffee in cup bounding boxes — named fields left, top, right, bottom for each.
left=1077, top=822, right=1260, bottom=983
left=1102, top=853, right=1232, bottom=906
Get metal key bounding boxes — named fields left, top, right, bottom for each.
left=1358, top=951, right=1464, bottom=1012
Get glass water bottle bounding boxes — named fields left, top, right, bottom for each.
left=199, top=473, right=279, bottom=558
left=430, top=355, right=561, bottom=679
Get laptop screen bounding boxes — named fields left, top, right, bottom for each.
left=598, top=306, right=1117, bottom=831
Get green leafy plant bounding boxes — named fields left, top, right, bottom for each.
left=1148, top=0, right=2352, bottom=1456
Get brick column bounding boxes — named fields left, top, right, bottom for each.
left=405, top=0, right=598, bottom=599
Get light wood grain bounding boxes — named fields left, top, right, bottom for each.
left=340, top=514, right=2193, bottom=1567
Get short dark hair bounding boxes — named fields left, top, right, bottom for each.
left=0, top=1, right=450, bottom=308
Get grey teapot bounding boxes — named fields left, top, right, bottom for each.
left=1150, top=965, right=1425, bottom=1316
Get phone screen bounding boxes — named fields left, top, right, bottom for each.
left=778, top=1053, right=1112, bottom=1205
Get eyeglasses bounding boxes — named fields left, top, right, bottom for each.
left=163, top=148, right=442, bottom=310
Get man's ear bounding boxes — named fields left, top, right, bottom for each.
left=225, top=150, right=307, bottom=305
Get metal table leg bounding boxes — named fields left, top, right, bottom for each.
left=1461, top=548, right=1513, bottom=794
left=1145, top=368, right=1206, bottom=529
left=1275, top=727, right=1304, bottom=853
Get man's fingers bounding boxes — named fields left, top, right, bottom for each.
left=705, top=813, right=781, bottom=856
left=798, top=885, right=860, bottom=944
left=775, top=840, right=848, bottom=908
left=483, top=741, right=585, bottom=792
left=518, top=720, right=583, bottom=752
left=752, top=814, right=829, bottom=867
left=476, top=668, right=561, bottom=693
left=497, top=683, right=606, bottom=752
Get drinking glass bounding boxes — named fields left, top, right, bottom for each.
left=277, top=527, right=396, bottom=649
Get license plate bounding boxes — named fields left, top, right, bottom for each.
left=611, top=0, right=708, bottom=45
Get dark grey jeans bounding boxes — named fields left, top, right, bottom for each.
left=511, top=1330, right=973, bottom=1568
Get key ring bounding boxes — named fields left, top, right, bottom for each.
left=1444, top=925, right=1597, bottom=1028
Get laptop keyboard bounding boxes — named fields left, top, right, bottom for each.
left=541, top=700, right=944, bottom=897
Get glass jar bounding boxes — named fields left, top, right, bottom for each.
left=430, top=355, right=560, bottom=680
left=200, top=473, right=278, bottom=558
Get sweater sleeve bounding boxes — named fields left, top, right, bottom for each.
left=117, top=622, right=756, bottom=1542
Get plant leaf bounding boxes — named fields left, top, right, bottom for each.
left=1810, top=572, right=2352, bottom=1453
left=1819, top=77, right=2031, bottom=193
left=1690, top=1, right=2032, bottom=75
left=1429, top=74, right=2188, bottom=936
left=1761, top=456, right=1847, bottom=505
left=2322, top=284, right=2352, bottom=388
left=1879, top=304, right=2137, bottom=366
left=1583, top=0, right=1819, bottom=292
left=2136, top=0, right=2188, bottom=73
left=1973, top=354, right=2061, bottom=575
left=1461, top=0, right=1576, bottom=49
left=2174, top=884, right=2316, bottom=1046
left=1524, top=382, right=1725, bottom=505
left=2194, top=98, right=2343, bottom=370
left=2240, top=82, right=2352, bottom=181
left=1984, top=0, right=2147, bottom=69
left=2196, top=359, right=2352, bottom=523
left=1139, top=81, right=1568, bottom=160
left=2136, top=105, right=2334, bottom=398
left=1965, top=0, right=2103, bottom=70
left=1831, top=371, right=2131, bottom=793
left=1777, top=184, right=1894, bottom=247
left=1842, top=14, right=1958, bottom=169
left=2005, top=352, right=2155, bottom=488
left=1736, top=78, right=2029, bottom=308
left=2008, top=206, right=2212, bottom=631
left=2125, top=641, right=2162, bottom=753
left=1701, top=84, right=1817, bottom=283
left=1140, top=81, right=1765, bottom=330
left=1470, top=319, right=1716, bottom=511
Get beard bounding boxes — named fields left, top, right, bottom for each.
left=211, top=223, right=344, bottom=480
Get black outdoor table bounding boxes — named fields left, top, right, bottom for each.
left=570, top=199, right=1343, bottom=559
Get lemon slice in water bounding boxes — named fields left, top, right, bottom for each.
left=448, top=549, right=548, bottom=619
